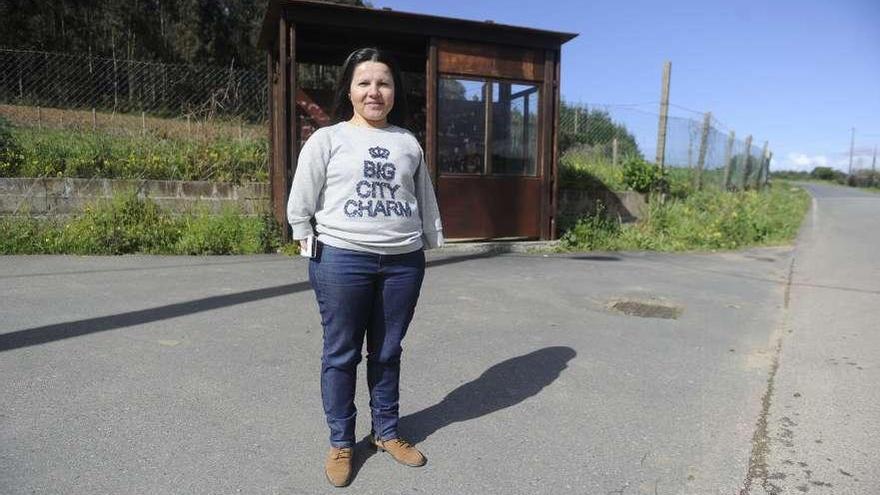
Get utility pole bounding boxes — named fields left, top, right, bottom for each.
left=872, top=146, right=877, bottom=188
left=848, top=127, right=855, bottom=178
left=655, top=61, right=671, bottom=170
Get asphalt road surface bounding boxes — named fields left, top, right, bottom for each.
left=1, top=183, right=877, bottom=494
left=750, top=183, right=880, bottom=495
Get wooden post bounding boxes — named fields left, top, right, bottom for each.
left=238, top=122, right=243, bottom=140
left=92, top=108, right=97, bottom=130
left=612, top=137, right=619, bottom=167
left=574, top=106, right=580, bottom=134
left=694, top=111, right=712, bottom=190
left=426, top=37, right=439, bottom=185
left=186, top=115, right=191, bottom=135
left=655, top=61, right=671, bottom=170
left=37, top=106, right=42, bottom=129
left=722, top=130, right=735, bottom=190
left=757, top=141, right=769, bottom=190
left=765, top=151, right=773, bottom=188
left=141, top=111, right=146, bottom=136
left=740, top=135, right=753, bottom=190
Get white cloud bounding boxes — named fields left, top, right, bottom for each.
left=772, top=152, right=845, bottom=172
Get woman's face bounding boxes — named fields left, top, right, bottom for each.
left=349, top=61, right=395, bottom=126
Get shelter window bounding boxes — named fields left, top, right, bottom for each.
left=438, top=76, right=539, bottom=176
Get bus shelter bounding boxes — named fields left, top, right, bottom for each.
left=259, top=0, right=576, bottom=241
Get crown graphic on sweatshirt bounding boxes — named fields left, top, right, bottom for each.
left=368, top=146, right=390, bottom=159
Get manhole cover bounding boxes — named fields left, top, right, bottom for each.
left=609, top=299, right=683, bottom=319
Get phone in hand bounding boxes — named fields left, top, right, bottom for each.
left=299, top=234, right=317, bottom=259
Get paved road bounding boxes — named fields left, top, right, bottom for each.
left=751, top=183, right=880, bottom=494
left=0, top=183, right=876, bottom=494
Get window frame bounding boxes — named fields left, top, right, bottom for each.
left=437, top=74, right=541, bottom=178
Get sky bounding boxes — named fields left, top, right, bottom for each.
left=374, top=0, right=880, bottom=171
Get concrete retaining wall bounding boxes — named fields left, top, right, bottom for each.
left=0, top=177, right=270, bottom=216
left=0, top=177, right=642, bottom=232
left=557, top=188, right=648, bottom=224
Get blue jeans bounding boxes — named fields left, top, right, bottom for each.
left=308, top=243, right=425, bottom=448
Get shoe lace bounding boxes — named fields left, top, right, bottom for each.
left=392, top=438, right=413, bottom=449
left=333, top=448, right=352, bottom=460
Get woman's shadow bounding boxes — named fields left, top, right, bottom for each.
left=352, top=346, right=577, bottom=473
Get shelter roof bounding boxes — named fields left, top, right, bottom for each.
left=259, top=0, right=577, bottom=51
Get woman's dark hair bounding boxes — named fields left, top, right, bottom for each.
left=331, top=47, right=408, bottom=127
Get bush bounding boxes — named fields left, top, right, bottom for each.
left=622, top=158, right=666, bottom=193
left=176, top=206, right=266, bottom=255
left=810, top=166, right=845, bottom=183
left=58, top=191, right=183, bottom=254
left=559, top=202, right=620, bottom=251
left=0, top=116, right=22, bottom=176
left=5, top=127, right=268, bottom=183
left=557, top=184, right=810, bottom=252
left=0, top=193, right=283, bottom=255
left=558, top=152, right=625, bottom=191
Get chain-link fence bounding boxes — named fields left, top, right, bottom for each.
left=2, top=47, right=784, bottom=190
left=848, top=137, right=879, bottom=188
left=0, top=48, right=268, bottom=140
left=559, top=102, right=771, bottom=191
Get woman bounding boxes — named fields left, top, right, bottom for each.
left=287, top=47, right=444, bottom=487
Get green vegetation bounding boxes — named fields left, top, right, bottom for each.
left=0, top=192, right=282, bottom=255
left=0, top=126, right=268, bottom=183
left=559, top=152, right=673, bottom=194
left=559, top=186, right=810, bottom=252
left=557, top=149, right=810, bottom=252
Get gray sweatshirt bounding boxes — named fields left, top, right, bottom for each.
left=287, top=121, right=444, bottom=254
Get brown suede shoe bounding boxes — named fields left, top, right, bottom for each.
left=324, top=447, right=353, bottom=487
left=370, top=435, right=426, bottom=467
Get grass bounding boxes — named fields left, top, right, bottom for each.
left=557, top=184, right=810, bottom=252
left=0, top=126, right=268, bottom=183
left=0, top=104, right=266, bottom=141
left=0, top=105, right=268, bottom=184
left=0, top=192, right=283, bottom=255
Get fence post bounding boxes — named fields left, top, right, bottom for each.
left=722, top=130, right=735, bottom=190
left=92, top=108, right=97, bottom=130
left=765, top=151, right=773, bottom=188
left=186, top=114, right=191, bottom=136
left=694, top=111, right=712, bottom=190
left=612, top=137, right=619, bottom=167
left=141, top=111, right=146, bottom=136
left=238, top=122, right=243, bottom=140
left=756, top=141, right=769, bottom=190
left=655, top=61, right=672, bottom=170
left=740, top=135, right=753, bottom=190
left=37, top=106, right=42, bottom=129
left=574, top=106, right=581, bottom=134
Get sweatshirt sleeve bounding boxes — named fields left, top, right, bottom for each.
left=415, top=151, right=445, bottom=250
left=286, top=130, right=330, bottom=240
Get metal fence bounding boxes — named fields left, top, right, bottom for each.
left=1, top=48, right=786, bottom=190
left=559, top=102, right=771, bottom=190
left=0, top=48, right=268, bottom=125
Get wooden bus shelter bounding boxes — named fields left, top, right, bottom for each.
left=259, top=0, right=576, bottom=242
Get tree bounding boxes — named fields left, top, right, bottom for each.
left=559, top=102, right=642, bottom=159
